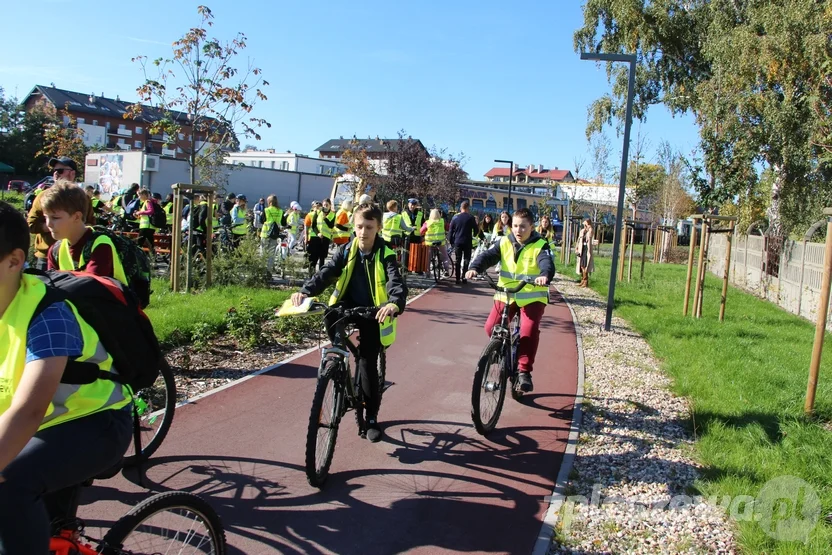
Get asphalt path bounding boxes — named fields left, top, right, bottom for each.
left=79, top=278, right=579, bottom=555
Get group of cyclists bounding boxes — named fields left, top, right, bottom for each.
left=0, top=153, right=592, bottom=551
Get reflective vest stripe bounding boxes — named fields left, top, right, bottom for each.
left=494, top=236, right=549, bottom=307
left=424, top=220, right=445, bottom=244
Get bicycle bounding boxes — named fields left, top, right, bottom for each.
left=122, top=358, right=177, bottom=467
left=428, top=241, right=447, bottom=283
left=277, top=300, right=389, bottom=488
left=470, top=273, right=531, bottom=435
left=49, top=484, right=226, bottom=555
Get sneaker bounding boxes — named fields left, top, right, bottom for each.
left=366, top=419, right=382, bottom=443
left=517, top=372, right=534, bottom=392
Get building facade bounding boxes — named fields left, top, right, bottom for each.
left=225, top=149, right=345, bottom=175
left=315, top=137, right=428, bottom=175
left=484, top=164, right=575, bottom=185
left=23, top=85, right=215, bottom=160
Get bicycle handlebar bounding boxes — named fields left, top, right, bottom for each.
left=482, top=272, right=531, bottom=294
left=307, top=301, right=385, bottom=320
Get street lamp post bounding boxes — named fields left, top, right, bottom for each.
left=580, top=51, right=637, bottom=332
left=495, top=159, right=514, bottom=212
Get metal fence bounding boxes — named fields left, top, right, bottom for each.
left=707, top=233, right=830, bottom=327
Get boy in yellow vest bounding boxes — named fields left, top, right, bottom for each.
left=291, top=203, right=407, bottom=442
left=0, top=201, right=132, bottom=553
left=41, top=181, right=127, bottom=284
left=466, top=208, right=554, bottom=393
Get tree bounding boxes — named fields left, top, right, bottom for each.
left=126, top=5, right=270, bottom=187
left=37, top=107, right=88, bottom=180
left=426, top=147, right=467, bottom=208
left=0, top=88, right=57, bottom=176
left=382, top=129, right=431, bottom=202
left=575, top=0, right=831, bottom=238
left=339, top=136, right=377, bottom=201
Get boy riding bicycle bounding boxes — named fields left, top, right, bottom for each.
left=291, top=203, right=407, bottom=442
left=0, top=201, right=133, bottom=555
left=466, top=208, right=554, bottom=393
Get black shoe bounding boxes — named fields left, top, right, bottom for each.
left=456, top=278, right=461, bottom=284
left=462, top=278, right=468, bottom=284
left=366, top=419, right=382, bottom=442
left=518, top=372, right=534, bottom=392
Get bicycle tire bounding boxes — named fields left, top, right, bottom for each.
left=101, top=491, right=226, bottom=555
left=305, top=360, right=342, bottom=488
left=432, top=248, right=441, bottom=282
left=509, top=314, right=524, bottom=401
left=471, top=338, right=508, bottom=435
left=123, top=358, right=177, bottom=466
left=378, top=349, right=387, bottom=409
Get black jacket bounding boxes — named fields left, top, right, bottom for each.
left=469, top=231, right=555, bottom=281
left=448, top=212, right=478, bottom=248
left=300, top=236, right=408, bottom=313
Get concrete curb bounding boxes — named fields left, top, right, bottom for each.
left=531, top=287, right=586, bottom=555
left=173, top=283, right=437, bottom=410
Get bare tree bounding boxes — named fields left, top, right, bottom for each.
left=657, top=141, right=695, bottom=259
left=339, top=136, right=377, bottom=201
left=126, top=5, right=270, bottom=187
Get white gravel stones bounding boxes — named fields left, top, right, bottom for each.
left=548, top=274, right=736, bottom=554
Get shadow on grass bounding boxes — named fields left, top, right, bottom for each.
left=692, top=409, right=790, bottom=445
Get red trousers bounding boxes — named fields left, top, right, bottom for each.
left=484, top=301, right=546, bottom=372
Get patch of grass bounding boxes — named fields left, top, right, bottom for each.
left=587, top=258, right=832, bottom=553
left=145, top=278, right=289, bottom=348
left=2, top=191, right=25, bottom=213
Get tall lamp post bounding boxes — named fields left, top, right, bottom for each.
left=495, top=159, right=514, bottom=211
left=580, top=51, right=637, bottom=332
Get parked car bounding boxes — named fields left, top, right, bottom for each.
left=6, top=180, right=30, bottom=192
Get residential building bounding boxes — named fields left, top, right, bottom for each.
left=315, top=137, right=428, bottom=175
left=484, top=164, right=575, bottom=184
left=225, top=149, right=345, bottom=175
left=22, top=85, right=221, bottom=160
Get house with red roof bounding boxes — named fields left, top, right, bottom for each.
left=484, top=164, right=575, bottom=184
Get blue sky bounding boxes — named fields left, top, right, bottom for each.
left=2, top=0, right=700, bottom=180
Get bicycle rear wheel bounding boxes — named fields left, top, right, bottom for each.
left=101, top=491, right=226, bottom=555
left=471, top=338, right=508, bottom=435
left=305, top=360, right=342, bottom=487
left=123, top=358, right=177, bottom=466
left=431, top=248, right=441, bottom=282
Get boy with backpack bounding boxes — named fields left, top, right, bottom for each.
left=40, top=181, right=152, bottom=308
left=0, top=200, right=134, bottom=554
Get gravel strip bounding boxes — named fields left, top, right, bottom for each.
left=548, top=273, right=736, bottom=555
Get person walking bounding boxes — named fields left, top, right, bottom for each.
left=575, top=218, right=595, bottom=287
left=260, top=195, right=286, bottom=273
left=448, top=201, right=478, bottom=284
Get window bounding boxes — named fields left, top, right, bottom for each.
left=485, top=199, right=497, bottom=210
left=251, top=161, right=256, bottom=167
left=135, top=140, right=142, bottom=148
left=258, top=161, right=263, bottom=168
left=281, top=161, right=289, bottom=170
left=92, top=120, right=98, bottom=126
left=135, top=126, right=143, bottom=134
left=516, top=198, right=527, bottom=210
left=117, top=138, right=125, bottom=144
left=63, top=115, right=70, bottom=125
left=271, top=161, right=275, bottom=169
left=472, top=199, right=484, bottom=209
left=177, top=147, right=183, bottom=153
left=178, top=133, right=184, bottom=140
left=503, top=197, right=513, bottom=210
left=77, top=117, right=85, bottom=125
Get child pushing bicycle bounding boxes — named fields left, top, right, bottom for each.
left=291, top=202, right=407, bottom=442
left=465, top=207, right=555, bottom=393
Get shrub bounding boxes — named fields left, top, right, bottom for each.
left=226, top=296, right=268, bottom=349
left=213, top=235, right=271, bottom=287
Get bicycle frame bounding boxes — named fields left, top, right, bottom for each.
left=50, top=531, right=98, bottom=555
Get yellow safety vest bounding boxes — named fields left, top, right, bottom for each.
left=0, top=274, right=130, bottom=431
left=317, top=210, right=335, bottom=240
left=424, top=219, right=446, bottom=244
left=328, top=240, right=397, bottom=347
left=231, top=205, right=248, bottom=235
left=163, top=202, right=174, bottom=225
left=57, top=230, right=128, bottom=287
left=401, top=210, right=423, bottom=237
left=260, top=206, right=284, bottom=239
left=138, top=200, right=157, bottom=231
left=382, top=213, right=403, bottom=241
left=495, top=236, right=549, bottom=307
left=287, top=211, right=301, bottom=232
left=333, top=209, right=352, bottom=241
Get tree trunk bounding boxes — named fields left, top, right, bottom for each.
left=766, top=163, right=785, bottom=238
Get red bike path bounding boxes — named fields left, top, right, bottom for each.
left=81, top=280, right=579, bottom=555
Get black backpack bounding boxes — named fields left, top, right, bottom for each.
left=51, top=227, right=152, bottom=308
left=26, top=269, right=162, bottom=391
left=150, top=201, right=166, bottom=229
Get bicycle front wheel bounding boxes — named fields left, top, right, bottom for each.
left=123, top=358, right=177, bottom=466
left=471, top=338, right=508, bottom=435
left=101, top=491, right=226, bottom=555
left=305, top=360, right=342, bottom=488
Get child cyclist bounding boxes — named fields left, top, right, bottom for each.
left=290, top=203, right=407, bottom=442
left=0, top=201, right=133, bottom=554
left=465, top=207, right=554, bottom=393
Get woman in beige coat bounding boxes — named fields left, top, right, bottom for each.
left=575, top=218, right=594, bottom=287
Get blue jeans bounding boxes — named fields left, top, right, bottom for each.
left=0, top=405, right=132, bottom=555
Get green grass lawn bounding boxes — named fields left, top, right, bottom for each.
left=586, top=258, right=832, bottom=553
left=2, top=191, right=25, bottom=212
left=145, top=278, right=290, bottom=348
